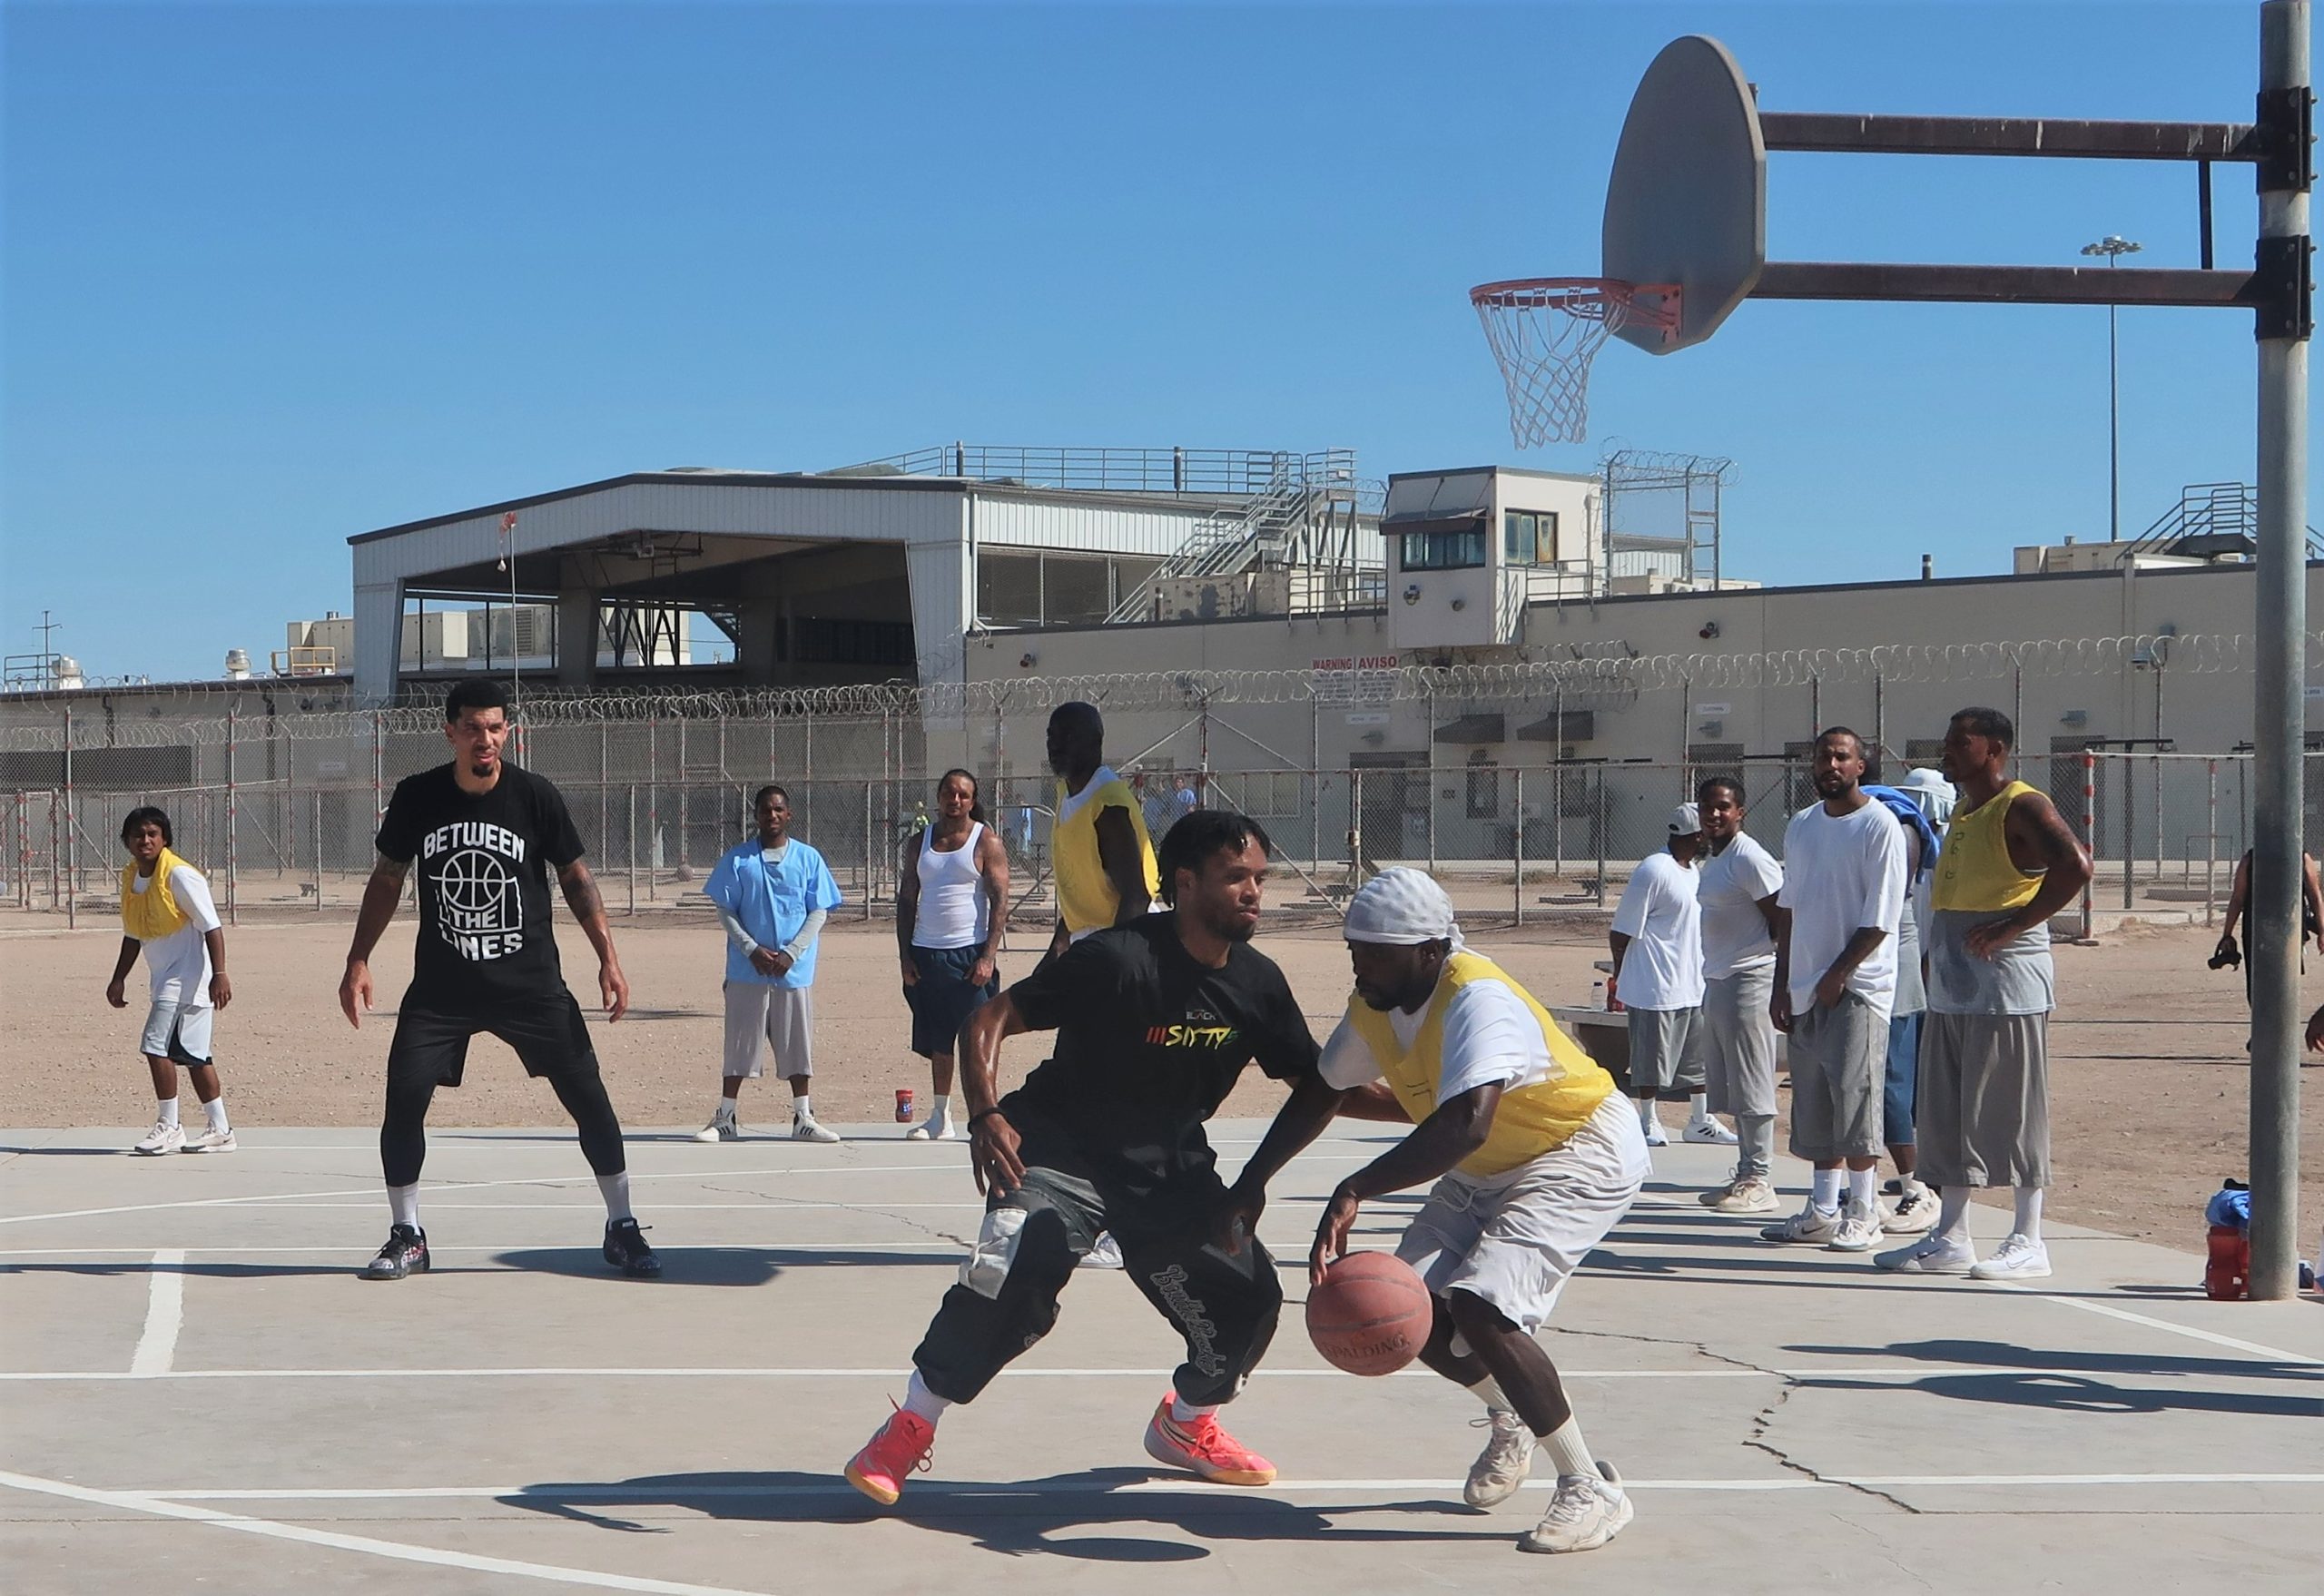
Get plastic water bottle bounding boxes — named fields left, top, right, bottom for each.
left=1591, top=980, right=1607, bottom=1010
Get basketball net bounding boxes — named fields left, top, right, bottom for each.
left=1471, top=279, right=1679, bottom=448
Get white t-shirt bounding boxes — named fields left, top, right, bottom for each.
left=1698, top=832, right=1784, bottom=978
left=1610, top=851, right=1703, bottom=1010
left=1317, top=978, right=1553, bottom=1105
left=1778, top=799, right=1908, bottom=1017
left=130, top=864, right=221, bottom=1006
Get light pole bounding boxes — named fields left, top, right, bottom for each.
left=2081, top=234, right=2143, bottom=539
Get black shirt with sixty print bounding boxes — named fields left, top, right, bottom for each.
left=376, top=763, right=586, bottom=1012
left=1002, top=912, right=1319, bottom=1202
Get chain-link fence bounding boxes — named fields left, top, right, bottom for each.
left=0, top=693, right=2292, bottom=934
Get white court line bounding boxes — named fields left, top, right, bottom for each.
left=0, top=1467, right=774, bottom=1596
left=127, top=1247, right=185, bottom=1376
left=0, top=1362, right=2251, bottom=1384
left=106, top=1471, right=2324, bottom=1502
left=2000, top=1281, right=2324, bottom=1367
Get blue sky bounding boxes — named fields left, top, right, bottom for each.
left=5, top=0, right=2314, bottom=683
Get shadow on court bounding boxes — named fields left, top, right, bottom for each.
left=1784, top=1335, right=2324, bottom=1418
left=505, top=1468, right=1501, bottom=1558
left=488, top=1245, right=960, bottom=1286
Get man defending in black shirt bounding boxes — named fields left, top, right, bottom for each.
left=339, top=679, right=658, bottom=1282
left=843, top=810, right=1319, bottom=1504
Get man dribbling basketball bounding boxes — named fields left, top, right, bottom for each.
left=1229, top=869, right=1646, bottom=1554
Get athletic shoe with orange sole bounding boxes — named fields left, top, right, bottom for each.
left=1141, top=1395, right=1277, bottom=1486
left=844, top=1404, right=935, bottom=1505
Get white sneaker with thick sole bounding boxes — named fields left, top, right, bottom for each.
left=1969, top=1233, right=2052, bottom=1280
left=1827, top=1198, right=1885, bottom=1253
left=904, top=1116, right=956, bottom=1142
left=1078, top=1232, right=1125, bottom=1270
left=132, top=1121, right=185, bottom=1156
left=182, top=1127, right=237, bottom=1154
left=1519, top=1462, right=1632, bottom=1554
left=1709, top=1176, right=1779, bottom=1215
left=1875, top=1231, right=1976, bottom=1274
left=791, top=1116, right=842, bottom=1144
left=1682, top=1118, right=1738, bottom=1145
left=1760, top=1203, right=1839, bottom=1245
left=692, top=1118, right=742, bottom=1143
left=1463, top=1411, right=1534, bottom=1509
left=1882, top=1187, right=1938, bottom=1235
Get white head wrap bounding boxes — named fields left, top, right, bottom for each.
left=1344, top=867, right=1462, bottom=948
left=1898, top=767, right=1958, bottom=832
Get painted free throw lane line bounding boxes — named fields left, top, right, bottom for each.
left=0, top=1362, right=2303, bottom=1383
left=0, top=1468, right=775, bottom=1596
left=127, top=1247, right=184, bottom=1376
left=103, top=1472, right=2324, bottom=1502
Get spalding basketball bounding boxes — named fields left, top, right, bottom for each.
left=1305, top=1251, right=1432, bottom=1376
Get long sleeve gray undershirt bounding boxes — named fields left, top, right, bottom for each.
left=715, top=838, right=828, bottom=962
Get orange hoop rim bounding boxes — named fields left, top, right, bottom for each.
left=1469, top=276, right=1680, bottom=332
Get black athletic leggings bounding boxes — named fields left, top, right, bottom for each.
left=380, top=997, right=626, bottom=1187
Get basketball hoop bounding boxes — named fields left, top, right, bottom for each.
left=1471, top=278, right=1680, bottom=448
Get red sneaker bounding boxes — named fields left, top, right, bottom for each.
left=1141, top=1395, right=1276, bottom=1486
left=844, top=1404, right=936, bottom=1505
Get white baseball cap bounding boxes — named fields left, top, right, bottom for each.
left=1667, top=803, right=1702, bottom=836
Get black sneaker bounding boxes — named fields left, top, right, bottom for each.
left=604, top=1217, right=660, bottom=1278
left=364, top=1224, right=428, bottom=1280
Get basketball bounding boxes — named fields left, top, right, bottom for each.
left=1305, top=1252, right=1433, bottom=1376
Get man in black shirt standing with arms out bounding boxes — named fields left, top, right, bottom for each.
left=339, top=679, right=659, bottom=1281
left=843, top=810, right=1320, bottom=1505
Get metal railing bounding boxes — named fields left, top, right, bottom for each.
left=828, top=442, right=1379, bottom=507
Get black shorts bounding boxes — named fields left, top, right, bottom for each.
left=386, top=990, right=600, bottom=1090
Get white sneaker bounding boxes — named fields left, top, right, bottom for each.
left=1760, top=1202, right=1839, bottom=1245
left=182, top=1127, right=237, bottom=1154
left=1875, top=1231, right=1976, bottom=1274
left=1078, top=1232, right=1125, bottom=1270
left=1882, top=1187, right=1938, bottom=1235
left=1827, top=1198, right=1885, bottom=1252
left=1709, top=1176, right=1779, bottom=1215
left=1969, top=1233, right=2052, bottom=1281
left=791, top=1115, right=842, bottom=1144
left=131, top=1121, right=185, bottom=1156
left=1640, top=1118, right=1669, bottom=1148
left=1463, top=1410, right=1534, bottom=1509
left=1519, top=1461, right=1632, bottom=1554
left=1682, top=1117, right=1739, bottom=1145
left=904, top=1116, right=956, bottom=1142
left=692, top=1118, right=742, bottom=1143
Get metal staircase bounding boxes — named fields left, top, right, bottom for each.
left=2119, top=482, right=2324, bottom=563
left=1105, top=450, right=1364, bottom=623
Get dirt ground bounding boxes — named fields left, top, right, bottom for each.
left=5, top=899, right=2317, bottom=1255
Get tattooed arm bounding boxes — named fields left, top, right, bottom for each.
left=559, top=860, right=629, bottom=1021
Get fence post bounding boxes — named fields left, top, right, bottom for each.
left=1512, top=768, right=1524, bottom=925
left=2081, top=750, right=2096, bottom=940
left=677, top=718, right=690, bottom=882
left=1594, top=773, right=1609, bottom=909
left=647, top=713, right=660, bottom=901
left=223, top=706, right=238, bottom=926
left=2206, top=758, right=2220, bottom=926
left=312, top=791, right=324, bottom=911
left=1426, top=762, right=1437, bottom=877
left=2120, top=753, right=2133, bottom=911
left=625, top=783, right=637, bottom=915
left=599, top=722, right=610, bottom=869
left=370, top=708, right=383, bottom=823
left=61, top=708, right=76, bottom=930
left=1551, top=681, right=1566, bottom=878
left=48, top=792, right=61, bottom=916
left=862, top=782, right=874, bottom=920
left=1350, top=769, right=1364, bottom=888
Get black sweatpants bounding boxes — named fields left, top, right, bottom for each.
left=911, top=1157, right=1282, bottom=1408
left=381, top=992, right=625, bottom=1187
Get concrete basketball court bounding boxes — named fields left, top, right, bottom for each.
left=3, top=1121, right=2319, bottom=1594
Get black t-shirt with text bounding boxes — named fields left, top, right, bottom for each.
left=1002, top=913, right=1320, bottom=1204
left=376, top=763, right=586, bottom=1011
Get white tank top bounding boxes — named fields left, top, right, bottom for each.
left=911, top=822, right=990, bottom=949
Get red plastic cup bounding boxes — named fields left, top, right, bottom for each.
left=895, top=1089, right=915, bottom=1123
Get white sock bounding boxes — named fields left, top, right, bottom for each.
left=1169, top=1393, right=1219, bottom=1423
left=202, top=1098, right=230, bottom=1133
left=597, top=1171, right=634, bottom=1222
left=1687, top=1092, right=1712, bottom=1124
left=1810, top=1167, right=1842, bottom=1214
left=1899, top=1172, right=1927, bottom=1198
left=929, top=1093, right=951, bottom=1122
left=1846, top=1167, right=1877, bottom=1209
left=2012, top=1186, right=2044, bottom=1242
left=902, top=1368, right=951, bottom=1424
left=1466, top=1374, right=1515, bottom=1416
left=388, top=1184, right=421, bottom=1230
left=1936, top=1186, right=1972, bottom=1245
left=1539, top=1414, right=1597, bottom=1481
left=156, top=1097, right=181, bottom=1129
left=792, top=1093, right=813, bottom=1120
left=1634, top=1097, right=1659, bottom=1130
left=712, top=1098, right=736, bottom=1124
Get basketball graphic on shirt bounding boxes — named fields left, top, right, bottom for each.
left=436, top=848, right=519, bottom=940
